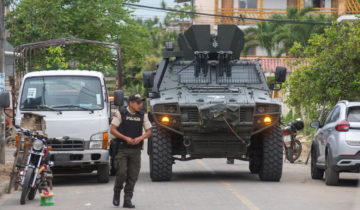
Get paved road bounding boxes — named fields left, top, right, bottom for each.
left=1, top=151, right=360, bottom=210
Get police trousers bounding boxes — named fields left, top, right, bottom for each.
left=113, top=148, right=141, bottom=201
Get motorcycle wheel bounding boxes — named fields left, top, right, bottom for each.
left=285, top=139, right=302, bottom=163
left=292, top=139, right=302, bottom=162
left=28, top=188, right=36, bottom=200
left=20, top=167, right=34, bottom=205
left=285, top=147, right=294, bottom=163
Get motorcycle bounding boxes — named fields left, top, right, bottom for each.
left=15, top=125, right=53, bottom=205
left=282, top=119, right=304, bottom=163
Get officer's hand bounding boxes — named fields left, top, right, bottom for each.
left=133, top=137, right=143, bottom=145
left=124, top=136, right=134, bottom=144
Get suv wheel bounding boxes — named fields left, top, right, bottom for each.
left=259, top=125, right=283, bottom=181
left=325, top=149, right=339, bottom=186
left=311, top=145, right=324, bottom=180
left=150, top=125, right=172, bottom=181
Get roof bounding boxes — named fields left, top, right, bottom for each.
left=244, top=57, right=308, bottom=73
left=24, top=70, right=104, bottom=78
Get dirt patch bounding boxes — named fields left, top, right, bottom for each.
left=0, top=145, right=16, bottom=196
left=0, top=162, right=12, bottom=196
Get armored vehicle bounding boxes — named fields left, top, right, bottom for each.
left=142, top=25, right=287, bottom=182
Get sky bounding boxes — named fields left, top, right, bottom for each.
left=132, top=0, right=176, bottom=20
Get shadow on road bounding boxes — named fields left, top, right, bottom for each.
left=52, top=173, right=114, bottom=186
left=141, top=171, right=260, bottom=183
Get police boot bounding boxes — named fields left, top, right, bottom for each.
left=123, top=200, right=135, bottom=208
left=113, top=192, right=120, bottom=206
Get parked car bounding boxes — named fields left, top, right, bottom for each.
left=15, top=70, right=111, bottom=183
left=310, top=100, right=360, bottom=185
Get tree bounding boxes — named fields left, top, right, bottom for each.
left=286, top=21, right=360, bottom=121
left=243, top=21, right=278, bottom=57
left=6, top=0, right=155, bottom=80
left=243, top=7, right=332, bottom=57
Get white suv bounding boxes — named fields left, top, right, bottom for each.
left=310, top=100, right=360, bottom=186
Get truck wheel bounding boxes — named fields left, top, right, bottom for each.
left=249, top=157, right=261, bottom=174
left=150, top=125, right=172, bottom=181
left=97, top=164, right=110, bottom=183
left=325, top=149, right=339, bottom=186
left=259, top=125, right=283, bottom=182
left=311, top=145, right=324, bottom=180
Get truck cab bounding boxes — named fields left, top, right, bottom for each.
left=15, top=70, right=111, bottom=183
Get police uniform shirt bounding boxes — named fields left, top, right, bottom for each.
left=111, top=107, right=152, bottom=130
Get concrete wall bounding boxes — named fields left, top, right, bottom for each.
left=193, top=0, right=215, bottom=28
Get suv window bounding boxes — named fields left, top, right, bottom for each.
left=330, top=107, right=340, bottom=123
left=324, top=106, right=340, bottom=125
left=347, top=107, right=360, bottom=122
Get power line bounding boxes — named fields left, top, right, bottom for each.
left=123, top=3, right=332, bottom=26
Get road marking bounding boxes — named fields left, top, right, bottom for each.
left=196, top=160, right=260, bottom=210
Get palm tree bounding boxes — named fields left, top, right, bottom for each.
left=243, top=7, right=333, bottom=57
left=271, top=7, right=332, bottom=56
left=243, top=21, right=278, bottom=57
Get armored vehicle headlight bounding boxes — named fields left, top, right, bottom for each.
left=161, top=116, right=171, bottom=125
left=32, top=139, right=44, bottom=150
left=263, top=116, right=272, bottom=125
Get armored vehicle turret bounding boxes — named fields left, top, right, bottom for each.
left=142, top=25, right=287, bottom=181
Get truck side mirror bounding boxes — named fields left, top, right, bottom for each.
left=275, top=66, right=287, bottom=83
left=143, top=71, right=156, bottom=89
left=0, top=92, right=11, bottom=108
left=114, top=90, right=124, bottom=106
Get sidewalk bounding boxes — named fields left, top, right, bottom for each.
left=0, top=145, right=15, bottom=197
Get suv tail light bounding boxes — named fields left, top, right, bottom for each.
left=336, top=120, right=350, bottom=132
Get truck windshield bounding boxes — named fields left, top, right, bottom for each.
left=20, top=76, right=103, bottom=111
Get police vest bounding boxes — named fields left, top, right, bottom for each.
left=115, top=109, right=144, bottom=149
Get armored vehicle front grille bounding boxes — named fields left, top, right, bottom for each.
left=182, top=107, right=200, bottom=122
left=240, top=107, right=254, bottom=122
left=47, top=139, right=84, bottom=151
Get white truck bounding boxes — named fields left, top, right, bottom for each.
left=15, top=70, right=111, bottom=183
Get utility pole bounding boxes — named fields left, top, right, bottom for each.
left=0, top=0, right=6, bottom=164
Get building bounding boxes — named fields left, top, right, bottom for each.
left=181, top=0, right=359, bottom=26
left=175, top=0, right=360, bottom=56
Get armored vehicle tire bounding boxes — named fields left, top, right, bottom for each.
left=311, top=145, right=324, bottom=180
left=97, top=164, right=110, bottom=183
left=325, top=149, right=339, bottom=186
left=259, top=125, right=283, bottom=182
left=150, top=125, right=172, bottom=181
left=249, top=157, right=261, bottom=174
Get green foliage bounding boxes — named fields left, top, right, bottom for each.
left=243, top=7, right=333, bottom=57
left=161, top=1, right=196, bottom=27
left=6, top=0, right=180, bottom=92
left=286, top=21, right=360, bottom=122
left=44, top=47, right=69, bottom=70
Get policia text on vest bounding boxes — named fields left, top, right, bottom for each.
left=110, top=94, right=152, bottom=208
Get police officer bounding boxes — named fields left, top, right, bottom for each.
left=110, top=94, right=152, bottom=208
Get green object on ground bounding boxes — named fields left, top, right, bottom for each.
left=40, top=192, right=55, bottom=206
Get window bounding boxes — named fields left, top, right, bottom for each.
left=330, top=107, right=340, bottom=123
left=239, top=0, right=257, bottom=8
left=20, top=76, right=103, bottom=111
left=347, top=107, right=360, bottom=122
left=324, top=106, right=340, bottom=125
